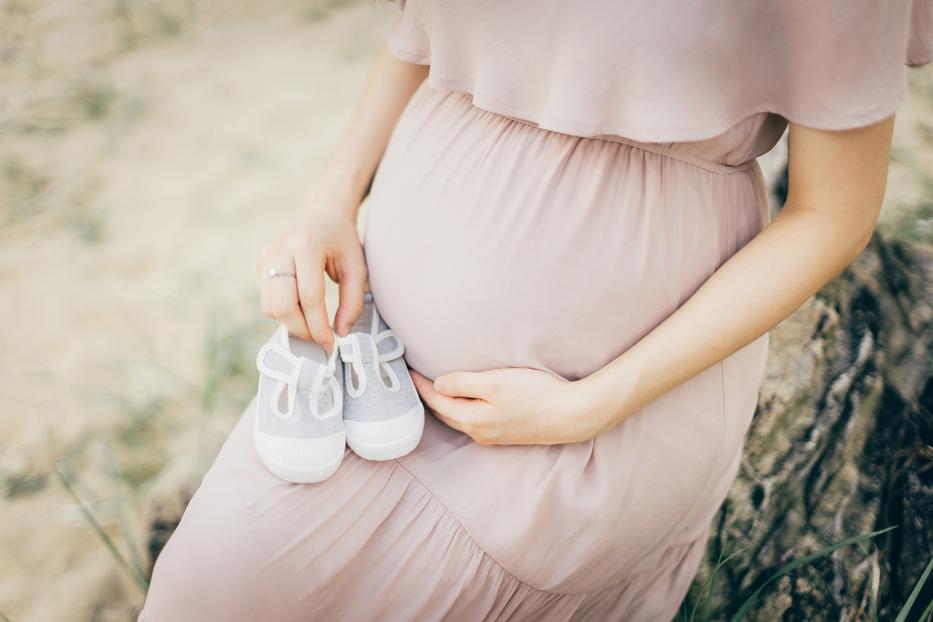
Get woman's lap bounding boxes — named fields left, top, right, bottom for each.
left=139, top=380, right=740, bottom=622
left=139, top=398, right=589, bottom=621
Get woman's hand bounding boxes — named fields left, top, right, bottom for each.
left=256, top=46, right=427, bottom=350
left=257, top=191, right=367, bottom=351
left=411, top=367, right=608, bottom=446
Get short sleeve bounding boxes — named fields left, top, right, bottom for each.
left=385, top=0, right=430, bottom=65
left=908, top=0, right=933, bottom=66
left=377, top=0, right=933, bottom=142
left=760, top=0, right=933, bottom=131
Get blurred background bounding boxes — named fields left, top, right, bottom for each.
left=0, top=1, right=931, bottom=620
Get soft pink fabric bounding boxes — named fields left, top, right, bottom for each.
left=910, top=0, right=933, bottom=65
left=366, top=83, right=771, bottom=598
left=388, top=0, right=933, bottom=141
left=139, top=3, right=933, bottom=621
left=141, top=84, right=772, bottom=622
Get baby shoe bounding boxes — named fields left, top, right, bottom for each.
left=254, top=324, right=345, bottom=483
left=337, top=293, right=424, bottom=461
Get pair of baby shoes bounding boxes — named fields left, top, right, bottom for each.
left=253, top=293, right=425, bottom=483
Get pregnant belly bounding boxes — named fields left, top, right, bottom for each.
left=361, top=87, right=773, bottom=593
left=362, top=89, right=765, bottom=381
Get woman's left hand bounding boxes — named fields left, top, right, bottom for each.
left=411, top=367, right=606, bottom=446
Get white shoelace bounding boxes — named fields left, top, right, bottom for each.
left=256, top=335, right=342, bottom=420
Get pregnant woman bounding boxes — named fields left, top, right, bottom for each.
left=140, top=1, right=932, bottom=620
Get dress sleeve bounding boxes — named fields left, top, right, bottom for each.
left=377, top=0, right=932, bottom=140
left=908, top=0, right=933, bottom=66
left=761, top=0, right=933, bottom=131
left=385, top=0, right=430, bottom=65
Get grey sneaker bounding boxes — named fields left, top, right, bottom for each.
left=254, top=324, right=345, bottom=483
left=337, top=293, right=424, bottom=461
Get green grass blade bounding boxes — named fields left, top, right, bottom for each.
left=701, top=553, right=725, bottom=622
left=918, top=595, right=933, bottom=621
left=703, top=546, right=749, bottom=621
left=700, top=575, right=720, bottom=620
left=729, top=525, right=898, bottom=622
left=100, top=443, right=149, bottom=585
left=688, top=548, right=724, bottom=622
left=895, top=554, right=933, bottom=622
left=53, top=464, right=149, bottom=591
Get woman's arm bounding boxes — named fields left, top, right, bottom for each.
left=579, top=115, right=895, bottom=434
left=413, top=115, right=896, bottom=445
left=258, top=46, right=427, bottom=348
left=317, top=46, right=429, bottom=217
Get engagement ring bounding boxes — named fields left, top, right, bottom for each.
left=268, top=267, right=297, bottom=279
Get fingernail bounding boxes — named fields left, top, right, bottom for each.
left=434, top=376, right=446, bottom=393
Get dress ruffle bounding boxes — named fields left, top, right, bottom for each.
left=139, top=399, right=714, bottom=621
left=388, top=0, right=933, bottom=142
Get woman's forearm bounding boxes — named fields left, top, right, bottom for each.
left=580, top=199, right=871, bottom=428
left=579, top=117, right=896, bottom=433
left=314, top=45, right=428, bottom=214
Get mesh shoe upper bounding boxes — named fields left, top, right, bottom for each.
left=255, top=326, right=344, bottom=440
left=338, top=297, right=422, bottom=425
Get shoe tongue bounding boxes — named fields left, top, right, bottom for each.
left=260, top=345, right=322, bottom=388
left=261, top=341, right=326, bottom=390
left=296, top=362, right=321, bottom=390
left=298, top=359, right=337, bottom=416
left=315, top=382, right=334, bottom=414
left=352, top=333, right=379, bottom=363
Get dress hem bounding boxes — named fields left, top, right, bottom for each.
left=394, top=448, right=715, bottom=598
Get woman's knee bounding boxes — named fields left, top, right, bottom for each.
left=140, top=481, right=270, bottom=621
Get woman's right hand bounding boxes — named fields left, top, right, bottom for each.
left=254, top=45, right=427, bottom=349
left=257, top=196, right=367, bottom=351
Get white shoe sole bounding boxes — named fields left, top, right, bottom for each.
left=255, top=443, right=345, bottom=484
left=345, top=402, right=425, bottom=461
left=253, top=405, right=346, bottom=484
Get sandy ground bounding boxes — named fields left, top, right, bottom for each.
left=0, top=2, right=931, bottom=620
left=1, top=2, right=394, bottom=620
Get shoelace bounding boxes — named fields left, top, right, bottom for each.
left=336, top=307, right=405, bottom=397
left=255, top=333, right=342, bottom=420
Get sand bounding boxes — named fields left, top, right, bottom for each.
left=1, top=1, right=394, bottom=619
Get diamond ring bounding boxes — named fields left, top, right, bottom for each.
left=268, top=267, right=297, bottom=279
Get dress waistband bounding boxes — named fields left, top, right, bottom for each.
left=498, top=112, right=758, bottom=176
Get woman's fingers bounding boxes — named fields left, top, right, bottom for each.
left=294, top=250, right=333, bottom=350
left=412, top=371, right=459, bottom=413
left=433, top=371, right=494, bottom=399
left=334, top=250, right=368, bottom=336
left=259, top=255, right=311, bottom=340
left=258, top=217, right=366, bottom=348
left=412, top=371, right=486, bottom=435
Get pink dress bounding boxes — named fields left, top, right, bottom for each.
left=140, top=1, right=932, bottom=620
